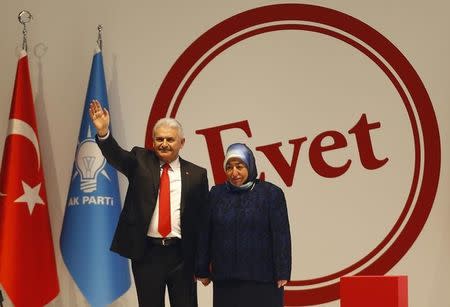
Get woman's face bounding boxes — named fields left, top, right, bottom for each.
left=225, top=158, right=249, bottom=187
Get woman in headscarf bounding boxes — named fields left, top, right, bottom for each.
left=196, top=143, right=291, bottom=307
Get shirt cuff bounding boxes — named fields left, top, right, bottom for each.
left=97, top=130, right=110, bottom=140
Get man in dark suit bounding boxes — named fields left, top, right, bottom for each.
left=89, top=99, right=209, bottom=307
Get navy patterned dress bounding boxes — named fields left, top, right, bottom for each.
left=196, top=180, right=291, bottom=306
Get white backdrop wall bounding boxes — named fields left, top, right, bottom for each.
left=0, top=1, right=449, bottom=306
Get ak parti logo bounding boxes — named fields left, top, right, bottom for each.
left=145, top=4, right=440, bottom=306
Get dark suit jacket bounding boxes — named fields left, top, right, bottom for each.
left=96, top=134, right=209, bottom=276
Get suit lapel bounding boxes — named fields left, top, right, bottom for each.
left=142, top=150, right=161, bottom=224
left=150, top=152, right=161, bottom=194
left=180, top=158, right=190, bottom=216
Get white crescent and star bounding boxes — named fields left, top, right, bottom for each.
left=0, top=118, right=44, bottom=214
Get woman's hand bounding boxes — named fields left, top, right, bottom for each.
left=277, top=280, right=288, bottom=288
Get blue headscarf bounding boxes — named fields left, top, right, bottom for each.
left=223, top=143, right=257, bottom=191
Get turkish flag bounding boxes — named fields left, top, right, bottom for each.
left=0, top=51, right=59, bottom=306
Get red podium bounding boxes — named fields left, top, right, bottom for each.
left=340, top=275, right=408, bottom=307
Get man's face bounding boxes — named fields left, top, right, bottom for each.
left=153, top=126, right=185, bottom=163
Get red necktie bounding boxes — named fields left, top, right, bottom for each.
left=158, top=163, right=171, bottom=237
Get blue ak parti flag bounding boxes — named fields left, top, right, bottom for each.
left=60, top=48, right=130, bottom=307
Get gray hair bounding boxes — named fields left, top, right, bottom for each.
left=152, top=117, right=184, bottom=139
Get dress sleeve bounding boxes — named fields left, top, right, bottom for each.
left=269, top=186, right=292, bottom=281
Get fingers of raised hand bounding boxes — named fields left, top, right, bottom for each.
left=89, top=100, right=105, bottom=120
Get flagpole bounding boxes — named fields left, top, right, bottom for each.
left=97, top=24, right=103, bottom=51
left=0, top=9, right=58, bottom=306
left=18, top=10, right=32, bottom=52
left=0, top=11, right=33, bottom=307
left=60, top=24, right=131, bottom=306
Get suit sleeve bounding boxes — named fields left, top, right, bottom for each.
left=95, top=133, right=137, bottom=178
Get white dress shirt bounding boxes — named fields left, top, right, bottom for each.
left=147, top=158, right=182, bottom=238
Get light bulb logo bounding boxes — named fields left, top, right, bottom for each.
left=75, top=139, right=107, bottom=192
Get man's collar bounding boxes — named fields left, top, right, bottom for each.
left=160, top=156, right=180, bottom=169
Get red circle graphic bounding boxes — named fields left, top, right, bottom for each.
left=145, top=4, right=440, bottom=305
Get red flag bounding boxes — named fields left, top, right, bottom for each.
left=0, top=51, right=59, bottom=306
